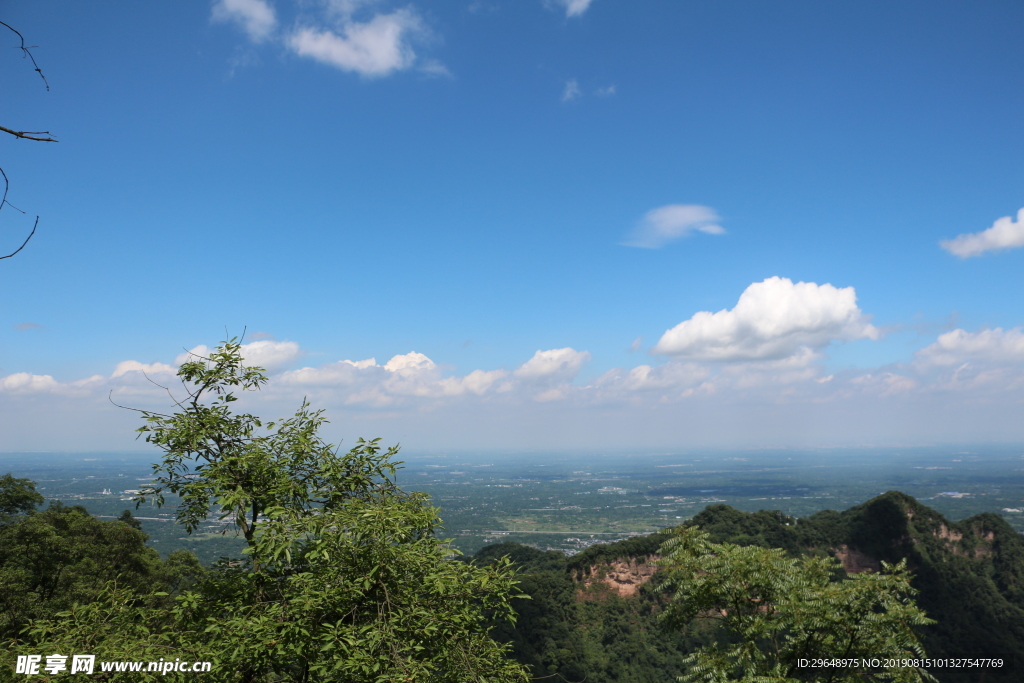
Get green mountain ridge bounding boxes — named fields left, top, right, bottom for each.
left=474, top=491, right=1024, bottom=683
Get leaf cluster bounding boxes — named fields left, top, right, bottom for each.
left=658, top=526, right=936, bottom=683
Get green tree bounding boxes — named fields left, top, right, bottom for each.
left=0, top=472, right=44, bottom=521
left=658, top=526, right=936, bottom=683
left=13, top=340, right=529, bottom=682
left=0, top=501, right=173, bottom=640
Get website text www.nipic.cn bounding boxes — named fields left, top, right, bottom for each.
left=15, top=655, right=212, bottom=675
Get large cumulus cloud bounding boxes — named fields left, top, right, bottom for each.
left=652, top=277, right=879, bottom=361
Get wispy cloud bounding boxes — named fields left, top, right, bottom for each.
left=419, top=58, right=453, bottom=78
left=211, top=0, right=278, bottom=43
left=14, top=322, right=44, bottom=331
left=622, top=204, right=724, bottom=249
left=561, top=79, right=581, bottom=102
left=549, top=0, right=595, bottom=18
left=940, top=207, right=1024, bottom=258
left=594, top=84, right=616, bottom=97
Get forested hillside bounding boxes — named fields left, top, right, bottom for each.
left=474, top=491, right=1024, bottom=683
left=5, top=453, right=1021, bottom=682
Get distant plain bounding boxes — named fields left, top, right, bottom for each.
left=3, top=445, right=1023, bottom=562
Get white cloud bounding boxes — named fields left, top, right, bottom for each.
left=288, top=9, right=423, bottom=78
left=595, top=361, right=710, bottom=393
left=561, top=79, right=581, bottom=102
left=916, top=327, right=1024, bottom=367
left=211, top=0, right=278, bottom=43
left=458, top=368, right=508, bottom=395
left=276, top=347, right=590, bottom=404
left=622, top=204, right=724, bottom=249
left=653, top=277, right=879, bottom=361
left=282, top=347, right=589, bottom=403
left=715, top=347, right=823, bottom=389
left=551, top=0, right=595, bottom=18
left=175, top=340, right=301, bottom=371
left=238, top=340, right=303, bottom=370
left=383, top=351, right=436, bottom=375
left=175, top=345, right=210, bottom=366
left=515, top=348, right=591, bottom=380
left=595, top=84, right=616, bottom=96
left=277, top=351, right=511, bottom=403
left=278, top=359, right=376, bottom=387
left=940, top=207, right=1024, bottom=258
left=111, top=361, right=177, bottom=378
left=8, top=327, right=1024, bottom=450
left=0, top=372, right=59, bottom=394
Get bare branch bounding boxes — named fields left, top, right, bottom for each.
left=108, top=390, right=173, bottom=419
left=1, top=22, right=55, bottom=261
left=0, top=165, right=39, bottom=258
left=1, top=20, right=50, bottom=91
left=0, top=214, right=37, bottom=260
left=0, top=124, right=58, bottom=142
left=142, top=368, right=191, bottom=412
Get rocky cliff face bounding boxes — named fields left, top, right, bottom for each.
left=832, top=544, right=881, bottom=574
left=576, top=555, right=660, bottom=597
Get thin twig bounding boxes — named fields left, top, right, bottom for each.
left=142, top=369, right=190, bottom=412
left=1, top=20, right=50, bottom=90
left=0, top=215, right=37, bottom=260
left=108, top=390, right=173, bottom=419
left=1, top=20, right=55, bottom=261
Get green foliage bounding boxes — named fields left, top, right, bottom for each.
left=671, top=496, right=1024, bottom=683
left=0, top=472, right=44, bottom=521
left=686, top=506, right=803, bottom=556
left=843, top=496, right=1024, bottom=683
left=658, top=526, right=936, bottom=683
left=477, top=538, right=700, bottom=683
left=135, top=339, right=378, bottom=547
left=116, top=509, right=143, bottom=529
left=10, top=340, right=529, bottom=682
left=0, top=501, right=176, bottom=641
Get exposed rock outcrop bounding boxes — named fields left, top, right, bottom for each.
left=832, top=544, right=881, bottom=574
left=576, top=556, right=659, bottom=597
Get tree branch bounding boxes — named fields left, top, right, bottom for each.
left=2, top=22, right=55, bottom=260
left=0, top=166, right=39, bottom=259
left=0, top=124, right=58, bottom=142
left=1, top=20, right=50, bottom=91
left=0, top=214, right=37, bottom=260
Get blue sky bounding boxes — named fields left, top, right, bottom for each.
left=2, top=0, right=1023, bottom=452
